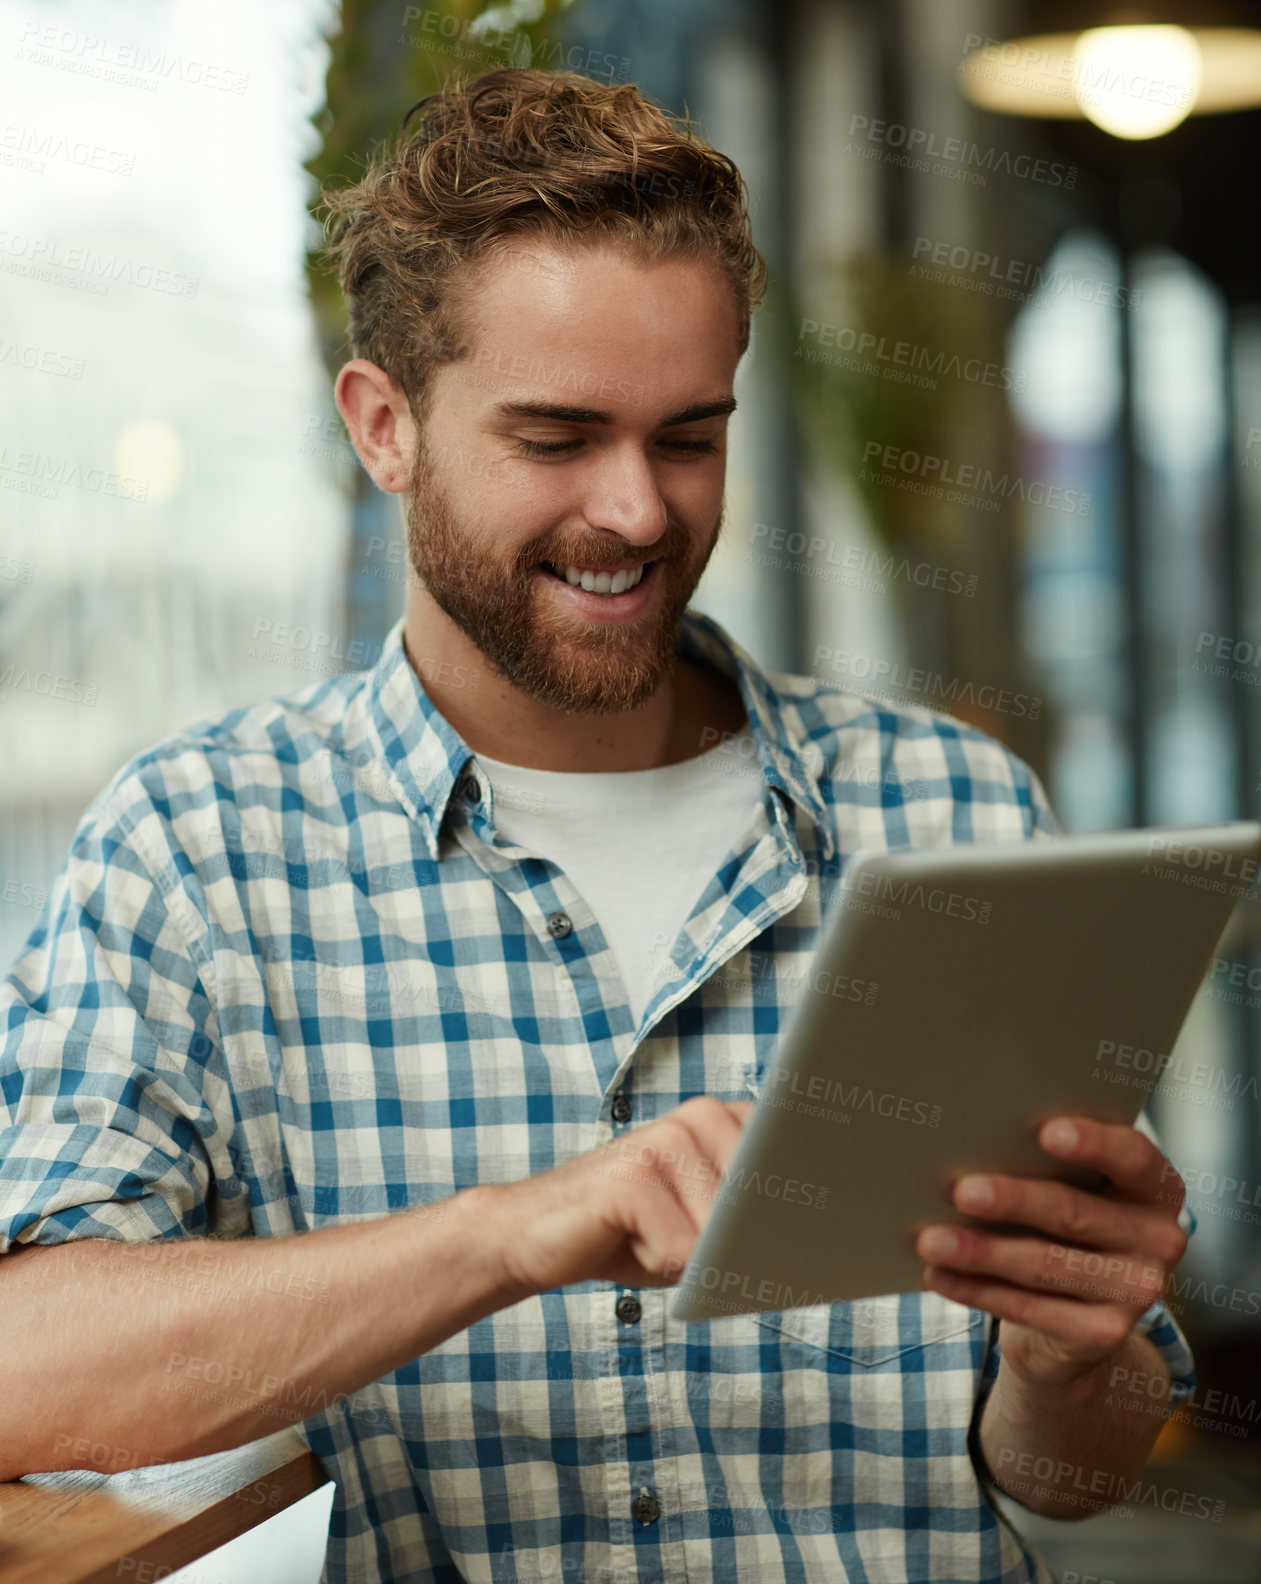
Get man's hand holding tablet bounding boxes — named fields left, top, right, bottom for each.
left=667, top=822, right=1261, bottom=1515
left=919, top=1113, right=1186, bottom=1385
left=921, top=1111, right=1192, bottom=1518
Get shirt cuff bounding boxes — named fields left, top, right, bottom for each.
left=1133, top=1298, right=1196, bottom=1406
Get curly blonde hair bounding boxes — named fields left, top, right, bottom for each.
left=319, top=67, right=768, bottom=425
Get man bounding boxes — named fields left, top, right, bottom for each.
left=0, top=66, right=1192, bottom=1584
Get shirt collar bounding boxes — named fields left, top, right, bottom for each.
left=362, top=609, right=834, bottom=862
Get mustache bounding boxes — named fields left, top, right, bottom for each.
left=520, top=524, right=692, bottom=572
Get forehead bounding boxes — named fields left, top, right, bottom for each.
left=451, top=238, right=740, bottom=388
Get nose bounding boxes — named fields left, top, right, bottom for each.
left=580, top=440, right=669, bottom=545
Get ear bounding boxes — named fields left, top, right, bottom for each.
left=334, top=359, right=416, bottom=493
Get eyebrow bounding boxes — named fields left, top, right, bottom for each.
left=490, top=397, right=738, bottom=427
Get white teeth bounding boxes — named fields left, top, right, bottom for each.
left=554, top=562, right=648, bottom=594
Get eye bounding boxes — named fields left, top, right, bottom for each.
left=515, top=438, right=581, bottom=458
left=512, top=436, right=721, bottom=460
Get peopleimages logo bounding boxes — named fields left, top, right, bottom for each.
left=797, top=317, right=1025, bottom=392
left=398, top=7, right=631, bottom=82
left=0, top=665, right=98, bottom=706
left=1165, top=1159, right=1261, bottom=1227
left=717, top=1165, right=829, bottom=1210
left=847, top=113, right=1077, bottom=190
left=766, top=1063, right=943, bottom=1126
left=1192, top=630, right=1261, bottom=684
left=678, top=1266, right=830, bottom=1313
left=1206, top=956, right=1261, bottom=1010
left=859, top=440, right=1091, bottom=518
left=0, top=446, right=148, bottom=501
left=14, top=21, right=250, bottom=94
left=1111, top=1363, right=1261, bottom=1441
left=813, top=645, right=1041, bottom=721
left=0, top=336, right=85, bottom=381
left=1093, top=1037, right=1259, bottom=1111
left=990, top=1449, right=1224, bottom=1523
left=0, top=553, right=36, bottom=583
left=748, top=520, right=976, bottom=597
left=910, top=236, right=1138, bottom=310
left=0, top=231, right=199, bottom=297
left=1, top=122, right=136, bottom=176
left=248, top=618, right=383, bottom=673
left=1142, top=831, right=1261, bottom=900
left=845, top=866, right=991, bottom=924
left=961, top=33, right=1197, bottom=117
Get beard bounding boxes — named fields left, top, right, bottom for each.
left=404, top=435, right=726, bottom=716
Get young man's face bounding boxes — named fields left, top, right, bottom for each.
left=405, top=240, right=741, bottom=715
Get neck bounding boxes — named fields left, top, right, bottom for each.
left=403, top=590, right=746, bottom=773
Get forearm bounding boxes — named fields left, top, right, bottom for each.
left=0, top=1186, right=518, bottom=1476
left=977, top=1327, right=1172, bottom=1518
left=0, top=1094, right=751, bottom=1479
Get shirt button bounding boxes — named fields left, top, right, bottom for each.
left=459, top=774, right=481, bottom=804
left=547, top=911, right=572, bottom=939
left=633, top=1491, right=662, bottom=1526
left=611, top=1091, right=632, bottom=1124
left=616, top=1293, right=642, bottom=1325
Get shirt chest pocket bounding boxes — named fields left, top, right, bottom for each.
left=754, top=1291, right=985, bottom=1368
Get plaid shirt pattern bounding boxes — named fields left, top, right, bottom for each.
left=0, top=608, right=1195, bottom=1584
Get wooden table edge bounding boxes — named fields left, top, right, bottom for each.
left=0, top=1443, right=331, bottom=1584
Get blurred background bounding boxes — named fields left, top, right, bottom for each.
left=3, top=0, right=1261, bottom=1578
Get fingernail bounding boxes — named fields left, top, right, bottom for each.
left=919, top=1228, right=958, bottom=1260
left=1044, top=1121, right=1079, bottom=1154
left=956, top=1176, right=994, bottom=1211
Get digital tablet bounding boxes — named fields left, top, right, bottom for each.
left=672, top=821, right=1261, bottom=1321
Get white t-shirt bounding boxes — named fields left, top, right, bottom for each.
left=473, top=722, right=763, bottom=1027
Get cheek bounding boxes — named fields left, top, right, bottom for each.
left=511, top=466, right=600, bottom=529
left=669, top=458, right=733, bottom=500
left=434, top=458, right=531, bottom=526
left=671, top=466, right=724, bottom=526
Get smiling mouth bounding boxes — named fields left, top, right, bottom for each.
left=538, top=558, right=661, bottom=596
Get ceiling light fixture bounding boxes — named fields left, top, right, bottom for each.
left=958, top=24, right=1261, bottom=139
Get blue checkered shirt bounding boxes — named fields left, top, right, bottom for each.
left=0, top=608, right=1194, bottom=1583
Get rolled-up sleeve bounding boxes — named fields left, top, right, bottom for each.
left=0, top=780, right=234, bottom=1252
left=1128, top=1117, right=1198, bottom=1405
